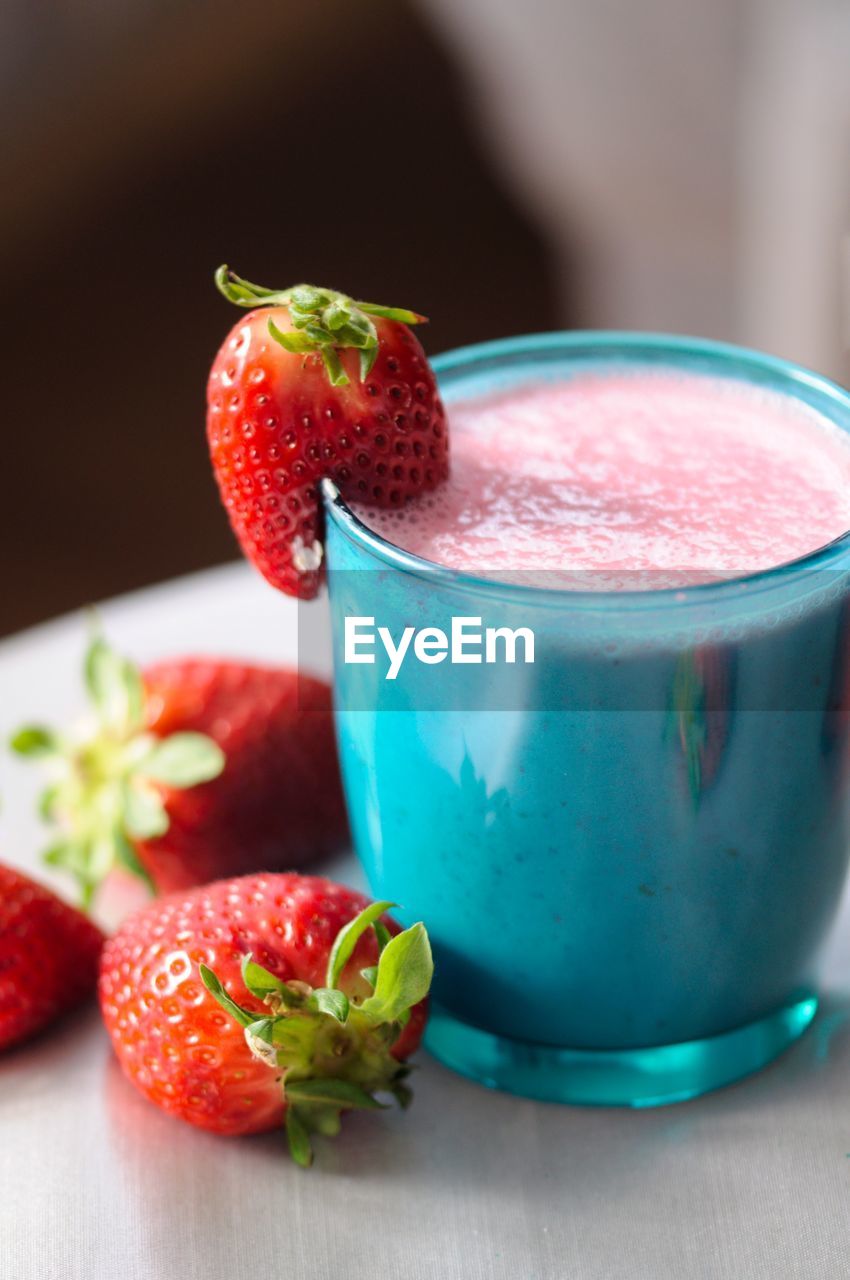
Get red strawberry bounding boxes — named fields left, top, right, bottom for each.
left=0, top=864, right=103, bottom=1051
left=207, top=269, right=449, bottom=597
left=13, top=633, right=348, bottom=906
left=99, top=873, right=432, bottom=1166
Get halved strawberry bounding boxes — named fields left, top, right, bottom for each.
left=206, top=269, right=449, bottom=597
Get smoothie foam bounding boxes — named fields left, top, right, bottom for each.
left=351, top=372, right=850, bottom=588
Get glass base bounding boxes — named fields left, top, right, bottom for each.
left=424, top=995, right=818, bottom=1107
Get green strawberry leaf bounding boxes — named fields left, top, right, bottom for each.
left=360, top=965, right=378, bottom=989
left=308, top=988, right=350, bottom=1023
left=285, top=1078, right=386, bottom=1110
left=87, top=833, right=118, bottom=883
left=267, top=320, right=316, bottom=354
left=323, top=300, right=353, bottom=333
left=334, top=321, right=372, bottom=350
left=123, top=783, right=169, bottom=840
left=10, top=726, right=60, bottom=757
left=287, top=308, right=313, bottom=332
left=359, top=345, right=378, bottom=381
left=85, top=635, right=145, bottom=734
left=303, top=1106, right=342, bottom=1138
left=320, top=347, right=349, bottom=387
left=326, top=900, right=396, bottom=989
left=356, top=302, right=425, bottom=324
left=114, top=830, right=155, bottom=889
left=359, top=923, right=433, bottom=1025
left=44, top=838, right=87, bottom=873
left=43, top=836, right=107, bottom=910
left=270, top=1018, right=314, bottom=1052
left=199, top=964, right=255, bottom=1028
left=84, top=633, right=113, bottom=706
left=301, top=321, right=332, bottom=348
left=140, top=733, right=225, bottom=788
left=290, top=285, right=332, bottom=312
left=322, top=304, right=373, bottom=348
left=373, top=921, right=391, bottom=953
left=285, top=1106, right=313, bottom=1168
left=245, top=1017, right=276, bottom=1046
left=38, top=783, right=62, bottom=821
left=240, top=954, right=291, bottom=1002
left=214, top=266, right=288, bottom=306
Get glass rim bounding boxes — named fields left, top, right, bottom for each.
left=323, top=329, right=850, bottom=612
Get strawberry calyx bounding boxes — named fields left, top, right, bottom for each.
left=10, top=630, right=225, bottom=908
left=215, top=265, right=427, bottom=388
left=200, top=899, right=433, bottom=1167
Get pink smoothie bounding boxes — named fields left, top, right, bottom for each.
left=351, top=372, right=850, bottom=589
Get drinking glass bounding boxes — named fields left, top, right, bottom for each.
left=322, top=333, right=850, bottom=1105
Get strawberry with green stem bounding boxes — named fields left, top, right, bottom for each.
left=98, top=873, right=432, bottom=1167
left=12, top=632, right=348, bottom=904
left=12, top=631, right=222, bottom=907
left=207, top=268, right=449, bottom=597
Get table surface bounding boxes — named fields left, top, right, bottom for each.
left=4, top=563, right=850, bottom=1280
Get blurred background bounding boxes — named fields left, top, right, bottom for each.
left=2, top=0, right=849, bottom=638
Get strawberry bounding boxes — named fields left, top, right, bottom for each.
left=99, top=873, right=432, bottom=1166
left=207, top=268, right=449, bottom=597
left=12, top=632, right=348, bottom=906
left=0, top=863, right=103, bottom=1051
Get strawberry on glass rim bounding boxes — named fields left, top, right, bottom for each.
left=207, top=267, right=449, bottom=598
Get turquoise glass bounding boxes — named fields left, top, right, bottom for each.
left=323, top=333, right=850, bottom=1105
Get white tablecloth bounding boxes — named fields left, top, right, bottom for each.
left=3, top=564, right=850, bottom=1279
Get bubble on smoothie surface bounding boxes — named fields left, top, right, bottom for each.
left=349, top=371, right=850, bottom=590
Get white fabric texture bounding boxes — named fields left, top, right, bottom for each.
left=2, top=566, right=850, bottom=1279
